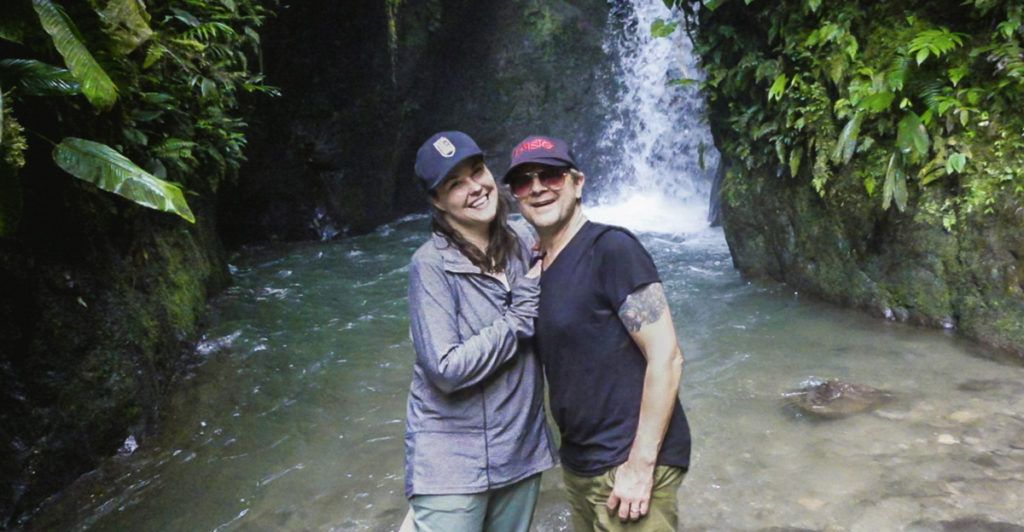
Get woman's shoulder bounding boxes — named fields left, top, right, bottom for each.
left=410, top=234, right=446, bottom=268
left=507, top=216, right=538, bottom=248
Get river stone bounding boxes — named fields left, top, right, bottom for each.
left=783, top=379, right=894, bottom=419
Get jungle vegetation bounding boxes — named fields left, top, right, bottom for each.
left=0, top=0, right=276, bottom=235
left=665, top=0, right=1024, bottom=230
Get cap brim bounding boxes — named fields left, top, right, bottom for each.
left=428, top=148, right=484, bottom=189
left=502, top=156, right=577, bottom=182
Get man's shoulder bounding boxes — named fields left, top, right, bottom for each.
left=587, top=222, right=648, bottom=255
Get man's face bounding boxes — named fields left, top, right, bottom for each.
left=510, top=163, right=583, bottom=232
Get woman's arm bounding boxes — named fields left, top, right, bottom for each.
left=408, top=258, right=538, bottom=394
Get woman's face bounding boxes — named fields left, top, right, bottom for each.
left=431, top=156, right=498, bottom=234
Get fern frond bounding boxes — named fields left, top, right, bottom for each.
left=32, top=0, right=118, bottom=109
left=909, top=27, right=967, bottom=65
left=153, top=137, right=197, bottom=159
left=0, top=59, right=80, bottom=96
left=52, top=137, right=195, bottom=223
left=181, top=22, right=237, bottom=42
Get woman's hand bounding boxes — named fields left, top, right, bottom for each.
left=526, top=250, right=545, bottom=279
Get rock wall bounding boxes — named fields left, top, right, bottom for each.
left=688, top=0, right=1024, bottom=358
left=221, top=0, right=615, bottom=243
left=0, top=182, right=229, bottom=524
left=719, top=160, right=1024, bottom=357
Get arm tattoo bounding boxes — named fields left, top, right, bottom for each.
left=618, top=282, right=667, bottom=332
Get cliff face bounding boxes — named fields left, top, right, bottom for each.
left=690, top=0, right=1024, bottom=357
left=221, top=0, right=615, bottom=243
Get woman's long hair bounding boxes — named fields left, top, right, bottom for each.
left=429, top=188, right=518, bottom=274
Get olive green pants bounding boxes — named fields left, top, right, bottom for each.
left=562, top=465, right=686, bottom=532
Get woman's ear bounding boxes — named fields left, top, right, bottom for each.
left=428, top=195, right=445, bottom=213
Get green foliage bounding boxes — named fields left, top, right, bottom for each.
left=32, top=0, right=119, bottom=109
left=0, top=59, right=80, bottom=96
left=651, top=18, right=679, bottom=38
left=53, top=138, right=195, bottom=223
left=673, top=0, right=1024, bottom=223
left=1, top=0, right=275, bottom=228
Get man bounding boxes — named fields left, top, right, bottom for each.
left=503, top=135, right=691, bottom=531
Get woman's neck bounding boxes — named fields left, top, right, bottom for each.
left=449, top=218, right=490, bottom=254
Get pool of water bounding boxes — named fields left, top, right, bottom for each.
left=25, top=215, right=1024, bottom=531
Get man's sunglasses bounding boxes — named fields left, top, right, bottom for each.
left=507, top=167, right=570, bottom=198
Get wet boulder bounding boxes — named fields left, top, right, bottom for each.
left=783, top=379, right=894, bottom=419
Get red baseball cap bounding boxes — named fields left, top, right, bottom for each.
left=503, top=135, right=579, bottom=182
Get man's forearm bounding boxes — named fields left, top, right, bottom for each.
left=628, top=344, right=683, bottom=464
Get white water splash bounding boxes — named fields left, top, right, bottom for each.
left=588, top=0, right=718, bottom=235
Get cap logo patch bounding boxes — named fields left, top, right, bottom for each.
left=433, top=137, right=457, bottom=157
left=513, top=138, right=555, bottom=158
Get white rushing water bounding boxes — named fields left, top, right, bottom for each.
left=586, top=0, right=719, bottom=235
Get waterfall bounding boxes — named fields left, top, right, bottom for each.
left=586, top=0, right=719, bottom=235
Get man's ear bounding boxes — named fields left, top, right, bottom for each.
left=574, top=172, right=585, bottom=200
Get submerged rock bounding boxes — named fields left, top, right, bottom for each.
left=783, top=379, right=894, bottom=419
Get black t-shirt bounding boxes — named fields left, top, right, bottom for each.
left=536, top=221, right=691, bottom=476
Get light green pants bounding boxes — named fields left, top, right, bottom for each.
left=408, top=474, right=541, bottom=532
left=562, top=465, right=686, bottom=532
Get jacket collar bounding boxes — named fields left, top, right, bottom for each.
left=432, top=232, right=482, bottom=274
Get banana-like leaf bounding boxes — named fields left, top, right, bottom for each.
left=100, top=0, right=154, bottom=56
left=897, top=112, right=929, bottom=161
left=831, top=113, right=862, bottom=164
left=33, top=0, right=118, bottom=109
left=53, top=137, right=195, bottom=223
left=883, top=152, right=908, bottom=212
left=0, top=59, right=80, bottom=96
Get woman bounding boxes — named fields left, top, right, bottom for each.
left=403, top=131, right=557, bottom=531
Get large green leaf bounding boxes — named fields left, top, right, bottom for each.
left=651, top=18, right=679, bottom=38
left=769, top=73, right=788, bottom=101
left=857, top=91, right=895, bottom=112
left=896, top=111, right=929, bottom=161
left=52, top=137, right=195, bottom=223
left=32, top=0, right=118, bottom=109
left=883, top=152, right=908, bottom=212
left=0, top=59, right=80, bottom=96
left=831, top=113, right=862, bottom=164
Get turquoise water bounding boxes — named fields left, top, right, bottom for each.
left=26, top=215, right=1024, bottom=531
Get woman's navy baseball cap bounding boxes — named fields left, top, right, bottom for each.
left=414, top=131, right=483, bottom=190
left=503, top=135, right=579, bottom=182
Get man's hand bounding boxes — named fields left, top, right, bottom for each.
left=605, top=457, right=655, bottom=521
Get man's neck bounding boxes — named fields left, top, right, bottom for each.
left=538, top=208, right=587, bottom=267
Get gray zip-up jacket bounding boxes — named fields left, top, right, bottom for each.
left=405, top=221, right=557, bottom=498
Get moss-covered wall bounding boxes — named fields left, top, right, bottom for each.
left=690, top=0, right=1024, bottom=357
left=0, top=188, right=229, bottom=525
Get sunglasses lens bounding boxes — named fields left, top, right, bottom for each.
left=539, top=168, right=567, bottom=188
left=508, top=168, right=568, bottom=198
left=509, top=176, right=532, bottom=198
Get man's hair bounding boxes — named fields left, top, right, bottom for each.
left=569, top=168, right=584, bottom=205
